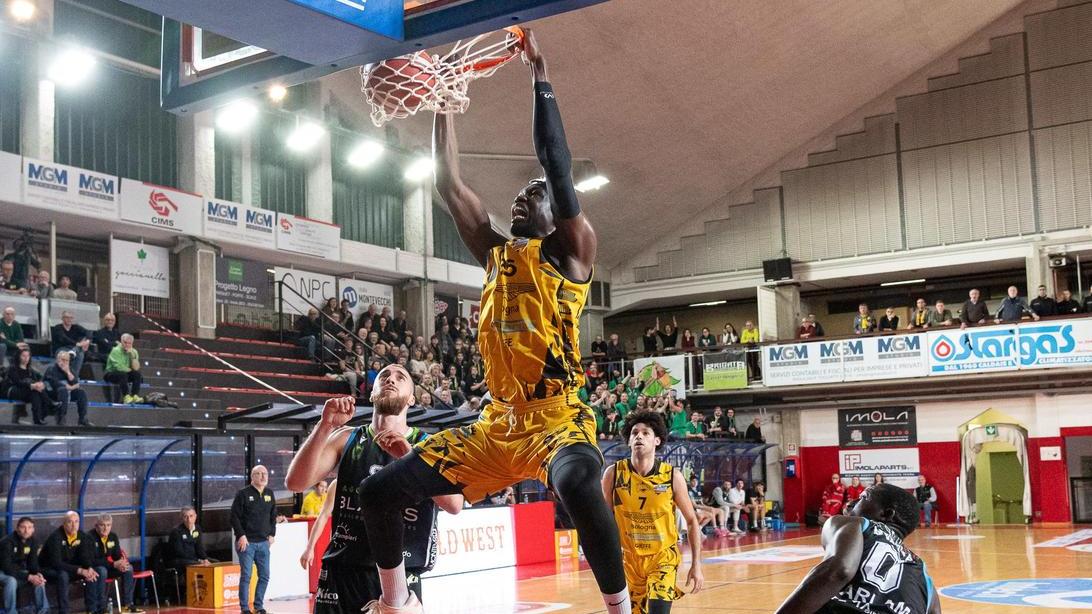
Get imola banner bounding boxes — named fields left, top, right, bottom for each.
left=838, top=406, right=917, bottom=448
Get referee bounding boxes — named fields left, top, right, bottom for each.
left=230, top=465, right=277, bottom=614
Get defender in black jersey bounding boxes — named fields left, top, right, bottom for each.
left=285, top=366, right=464, bottom=614
left=776, top=483, right=940, bottom=614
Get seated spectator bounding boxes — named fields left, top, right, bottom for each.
left=458, top=396, right=482, bottom=414
left=741, top=321, right=761, bottom=380
left=488, top=487, right=516, bottom=506
left=853, top=304, right=876, bottom=335
left=682, top=411, right=706, bottom=440
left=321, top=297, right=339, bottom=319
left=299, top=480, right=328, bottom=517
left=817, top=474, right=845, bottom=526
left=4, top=348, right=49, bottom=425
left=166, top=507, right=210, bottom=579
left=656, top=315, right=679, bottom=352
left=873, top=473, right=885, bottom=485
left=599, top=406, right=621, bottom=440
left=45, top=350, right=91, bottom=427
left=30, top=271, right=52, bottom=299
left=687, top=476, right=726, bottom=536
left=0, top=261, right=25, bottom=294
left=417, top=390, right=434, bottom=409
left=90, top=313, right=120, bottom=362
left=960, top=288, right=990, bottom=328
left=749, top=481, right=769, bottom=531
left=908, top=298, right=930, bottom=329
left=41, top=511, right=106, bottom=614
left=90, top=515, right=143, bottom=613
left=1030, top=285, right=1056, bottom=318
left=51, top=311, right=90, bottom=379
left=1058, top=289, right=1082, bottom=315
left=464, top=364, right=486, bottom=399
left=808, top=314, right=826, bottom=337
left=434, top=388, right=459, bottom=411
left=641, top=327, right=658, bottom=355
left=51, top=276, right=77, bottom=301
left=996, top=285, right=1039, bottom=324
left=1, top=306, right=28, bottom=365
left=697, top=327, right=717, bottom=350
left=878, top=307, right=899, bottom=331
left=725, top=480, right=751, bottom=534
left=710, top=480, right=734, bottom=532
left=745, top=417, right=764, bottom=443
left=844, top=476, right=865, bottom=512
left=927, top=300, right=954, bottom=327
left=721, top=323, right=740, bottom=346
left=391, top=310, right=408, bottom=337
left=295, top=308, right=325, bottom=361
left=363, top=358, right=383, bottom=397
left=337, top=299, right=354, bottom=333
left=589, top=335, right=607, bottom=360
left=706, top=406, right=735, bottom=438
left=915, top=475, right=938, bottom=528
left=797, top=318, right=817, bottom=339
left=105, top=334, right=143, bottom=405
left=0, top=516, right=49, bottom=614
left=679, top=328, right=696, bottom=350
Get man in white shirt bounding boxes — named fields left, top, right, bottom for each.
left=721, top=480, right=751, bottom=534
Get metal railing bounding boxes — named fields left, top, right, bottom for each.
left=274, top=280, right=392, bottom=370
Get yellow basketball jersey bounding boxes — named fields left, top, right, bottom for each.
left=479, top=237, right=589, bottom=404
left=612, top=459, right=678, bottom=556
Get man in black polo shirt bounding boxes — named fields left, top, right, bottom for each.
left=1058, top=289, right=1082, bottom=315
left=167, top=506, right=210, bottom=575
left=1030, top=285, right=1057, bottom=318
left=41, top=511, right=107, bottom=614
left=0, top=517, right=49, bottom=614
left=90, top=514, right=143, bottom=613
left=230, top=465, right=277, bottom=614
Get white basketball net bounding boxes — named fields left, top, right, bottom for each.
left=361, top=27, right=524, bottom=127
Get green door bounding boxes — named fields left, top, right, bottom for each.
left=975, top=443, right=1024, bottom=524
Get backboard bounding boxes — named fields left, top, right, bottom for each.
left=117, top=0, right=607, bottom=114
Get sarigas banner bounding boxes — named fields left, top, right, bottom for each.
left=703, top=350, right=747, bottom=391
left=838, top=406, right=917, bottom=448
left=633, top=355, right=687, bottom=399
left=338, top=278, right=394, bottom=321
left=110, top=238, right=169, bottom=298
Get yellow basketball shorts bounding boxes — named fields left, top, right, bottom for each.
left=625, top=544, right=683, bottom=614
left=414, top=393, right=600, bottom=503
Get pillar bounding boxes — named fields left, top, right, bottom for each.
left=177, top=237, right=218, bottom=338
left=402, top=280, right=435, bottom=341
left=19, top=0, right=55, bottom=161
left=177, top=109, right=216, bottom=196
left=1024, top=242, right=1051, bottom=296
left=303, top=84, right=333, bottom=223
left=756, top=284, right=801, bottom=341
left=403, top=181, right=433, bottom=256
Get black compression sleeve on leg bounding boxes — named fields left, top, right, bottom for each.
left=533, top=81, right=581, bottom=220
left=549, top=445, right=626, bottom=594
left=358, top=451, right=461, bottom=569
left=648, top=599, right=673, bottom=614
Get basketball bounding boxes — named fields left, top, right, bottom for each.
left=363, top=52, right=439, bottom=117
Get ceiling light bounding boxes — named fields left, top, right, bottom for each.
left=880, top=278, right=926, bottom=287
left=47, top=47, right=95, bottom=88
left=348, top=140, right=385, bottom=168
left=574, top=174, right=609, bottom=192
left=9, top=0, right=36, bottom=22
left=403, top=156, right=433, bottom=182
left=689, top=300, right=726, bottom=307
left=215, top=100, right=258, bottom=133
left=285, top=122, right=325, bottom=152
left=268, top=84, right=287, bottom=102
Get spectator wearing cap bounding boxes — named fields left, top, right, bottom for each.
left=960, top=289, right=990, bottom=328
left=1030, top=285, right=1056, bottom=318
left=995, top=286, right=1039, bottom=324
left=853, top=304, right=876, bottom=335
left=51, top=276, right=77, bottom=301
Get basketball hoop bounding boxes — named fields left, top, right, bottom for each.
left=361, top=26, right=525, bottom=127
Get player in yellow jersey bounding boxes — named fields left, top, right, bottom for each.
left=356, top=29, right=631, bottom=614
left=603, top=411, right=704, bottom=614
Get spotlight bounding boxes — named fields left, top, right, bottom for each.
left=574, top=175, right=609, bottom=192
left=9, top=0, right=35, bottom=22
left=347, top=140, right=384, bottom=168
left=215, top=100, right=258, bottom=133
left=47, top=47, right=96, bottom=88
left=403, top=156, right=434, bottom=182
left=286, top=122, right=325, bottom=152
left=268, top=84, right=287, bottom=102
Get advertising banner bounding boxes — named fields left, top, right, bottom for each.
left=633, top=354, right=687, bottom=400
left=1017, top=319, right=1092, bottom=369
left=110, top=238, right=169, bottom=298
left=216, top=258, right=272, bottom=309
left=276, top=214, right=341, bottom=260
left=203, top=198, right=277, bottom=249
left=762, top=340, right=844, bottom=387
left=927, top=326, right=1019, bottom=375
left=274, top=267, right=337, bottom=316
left=434, top=294, right=458, bottom=327
left=338, top=278, right=395, bottom=322
left=703, top=350, right=748, bottom=391
left=842, top=333, right=930, bottom=382
left=0, top=152, right=20, bottom=203
left=838, top=406, right=917, bottom=448
left=119, top=179, right=203, bottom=234
left=461, top=299, right=481, bottom=330
left=23, top=158, right=119, bottom=220
left=838, top=447, right=920, bottom=489
left=428, top=507, right=516, bottom=577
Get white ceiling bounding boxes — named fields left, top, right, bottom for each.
left=326, top=0, right=1029, bottom=269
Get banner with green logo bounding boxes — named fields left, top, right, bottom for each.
left=703, top=350, right=748, bottom=390
left=216, top=257, right=271, bottom=309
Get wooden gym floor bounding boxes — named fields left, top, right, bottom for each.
left=160, top=524, right=1092, bottom=613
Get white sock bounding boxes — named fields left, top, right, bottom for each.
left=378, top=563, right=410, bottom=607
left=603, top=587, right=631, bottom=614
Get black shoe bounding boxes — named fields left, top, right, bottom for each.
left=256, top=609, right=267, bottom=614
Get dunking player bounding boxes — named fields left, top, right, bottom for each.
left=603, top=411, right=704, bottom=614
left=775, top=483, right=940, bottom=614
left=355, top=29, right=632, bottom=614
left=284, top=373, right=463, bottom=614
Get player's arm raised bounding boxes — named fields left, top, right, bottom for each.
left=433, top=113, right=505, bottom=268
left=522, top=29, right=596, bottom=281
left=285, top=397, right=355, bottom=491
left=774, top=515, right=865, bottom=614
left=671, top=468, right=704, bottom=594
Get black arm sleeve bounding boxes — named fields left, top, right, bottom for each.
left=532, top=81, right=581, bottom=220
